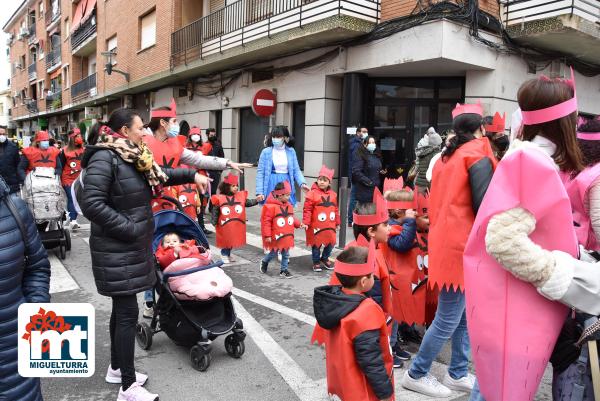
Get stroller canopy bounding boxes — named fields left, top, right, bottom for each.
left=153, top=209, right=209, bottom=252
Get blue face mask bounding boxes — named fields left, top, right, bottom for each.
left=366, top=143, right=376, bottom=153
left=40, top=141, right=50, bottom=150
left=272, top=138, right=284, bottom=147
left=167, top=124, right=180, bottom=138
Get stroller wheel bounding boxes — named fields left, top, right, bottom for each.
left=190, top=345, right=211, bottom=372
left=136, top=322, right=153, bottom=350
left=58, top=242, right=67, bottom=260
left=224, top=334, right=245, bottom=358
left=64, top=228, right=71, bottom=251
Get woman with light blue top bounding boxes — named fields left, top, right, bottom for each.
left=256, top=126, right=308, bottom=205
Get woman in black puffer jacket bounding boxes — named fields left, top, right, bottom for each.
left=80, top=108, right=207, bottom=401
left=0, top=176, right=50, bottom=401
left=351, top=136, right=385, bottom=205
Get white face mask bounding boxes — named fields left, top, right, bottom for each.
left=190, top=134, right=201, bottom=143
left=0, top=135, right=6, bottom=143
left=366, top=143, right=376, bottom=152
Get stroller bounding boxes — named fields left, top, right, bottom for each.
left=22, top=167, right=71, bottom=259
left=135, top=198, right=246, bottom=372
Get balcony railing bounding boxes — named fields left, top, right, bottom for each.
left=504, top=0, right=600, bottom=25
left=71, top=13, right=97, bottom=51
left=26, top=100, right=38, bottom=114
left=71, top=73, right=97, bottom=100
left=46, top=89, right=62, bottom=109
left=171, top=0, right=379, bottom=65
left=46, top=5, right=61, bottom=27
left=46, top=45, right=61, bottom=71
left=28, top=62, right=37, bottom=81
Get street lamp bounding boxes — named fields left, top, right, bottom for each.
left=101, top=50, right=130, bottom=82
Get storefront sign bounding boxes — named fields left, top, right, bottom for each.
left=252, top=89, right=276, bottom=117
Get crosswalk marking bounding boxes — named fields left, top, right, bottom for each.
left=49, top=254, right=79, bottom=294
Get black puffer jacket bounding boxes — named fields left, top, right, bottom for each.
left=351, top=148, right=383, bottom=203
left=0, top=140, right=23, bottom=193
left=80, top=146, right=196, bottom=296
left=0, top=176, right=50, bottom=401
left=313, top=285, right=393, bottom=400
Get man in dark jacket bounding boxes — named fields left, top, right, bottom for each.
left=347, top=127, right=368, bottom=226
left=0, top=126, right=23, bottom=193
left=0, top=176, right=50, bottom=401
left=206, top=128, right=225, bottom=197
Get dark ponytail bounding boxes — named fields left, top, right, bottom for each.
left=442, top=113, right=482, bottom=159
left=88, top=108, right=140, bottom=145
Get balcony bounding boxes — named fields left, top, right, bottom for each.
left=26, top=100, right=38, bottom=114
left=46, top=45, right=61, bottom=72
left=46, top=90, right=62, bottom=110
left=171, top=0, right=379, bottom=69
left=504, top=0, right=600, bottom=64
left=71, top=73, right=97, bottom=101
left=46, top=4, right=61, bottom=30
left=27, top=24, right=36, bottom=44
left=71, top=13, right=97, bottom=56
left=28, top=62, right=37, bottom=81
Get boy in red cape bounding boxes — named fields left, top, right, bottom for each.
left=303, top=165, right=340, bottom=272
left=260, top=181, right=306, bottom=278
left=312, top=241, right=394, bottom=401
left=210, top=173, right=259, bottom=264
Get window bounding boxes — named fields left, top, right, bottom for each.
left=139, top=9, right=156, bottom=50
left=39, top=1, right=44, bottom=15
left=107, top=35, right=117, bottom=65
left=37, top=81, right=44, bottom=99
left=62, top=64, right=70, bottom=88
left=64, top=18, right=69, bottom=38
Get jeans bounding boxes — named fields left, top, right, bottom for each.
left=311, top=244, right=333, bottom=264
left=263, top=248, right=290, bottom=272
left=390, top=321, right=399, bottom=349
left=409, top=287, right=470, bottom=380
left=469, top=380, right=485, bottom=401
left=63, top=185, right=78, bottom=221
left=143, top=289, right=153, bottom=304
left=221, top=248, right=231, bottom=257
left=109, top=295, right=139, bottom=391
left=347, top=185, right=357, bottom=225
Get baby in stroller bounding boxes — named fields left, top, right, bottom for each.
left=155, top=232, right=232, bottom=301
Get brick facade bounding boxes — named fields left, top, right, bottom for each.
left=381, top=0, right=499, bottom=21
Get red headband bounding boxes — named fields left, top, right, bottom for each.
left=383, top=178, right=415, bottom=210
left=223, top=174, right=239, bottom=186
left=353, top=187, right=388, bottom=226
left=150, top=98, right=177, bottom=119
left=35, top=131, right=50, bottom=142
left=272, top=181, right=291, bottom=196
left=334, top=235, right=377, bottom=276
left=189, top=126, right=201, bottom=136
left=484, top=112, right=506, bottom=133
left=68, top=128, right=81, bottom=138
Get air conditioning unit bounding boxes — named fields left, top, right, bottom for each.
left=19, top=27, right=28, bottom=37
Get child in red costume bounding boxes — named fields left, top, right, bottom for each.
left=303, top=165, right=340, bottom=272
left=155, top=232, right=202, bottom=269
left=260, top=181, right=306, bottom=278
left=210, top=173, right=259, bottom=264
left=313, top=242, right=394, bottom=401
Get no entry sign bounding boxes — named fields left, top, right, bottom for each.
left=252, top=89, right=277, bottom=117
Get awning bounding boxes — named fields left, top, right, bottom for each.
left=50, top=68, right=61, bottom=80
left=80, top=0, right=96, bottom=25
left=71, top=0, right=87, bottom=33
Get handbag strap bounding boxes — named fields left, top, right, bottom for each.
left=3, top=194, right=28, bottom=244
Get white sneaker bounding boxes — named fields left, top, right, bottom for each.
left=229, top=254, right=237, bottom=263
left=70, top=219, right=80, bottom=230
left=116, top=382, right=158, bottom=401
left=221, top=256, right=230, bottom=264
left=401, top=371, right=452, bottom=397
left=442, top=372, right=475, bottom=392
left=105, top=365, right=148, bottom=386
left=142, top=305, right=153, bottom=319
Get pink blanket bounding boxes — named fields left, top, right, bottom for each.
left=163, top=250, right=233, bottom=301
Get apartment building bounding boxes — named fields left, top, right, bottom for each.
left=4, top=0, right=600, bottom=194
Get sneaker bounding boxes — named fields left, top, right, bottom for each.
left=228, top=254, right=237, bottom=263
left=260, top=261, right=268, bottom=274
left=394, top=347, right=411, bottom=361
left=321, top=259, right=334, bottom=270
left=442, top=372, right=475, bottom=392
left=221, top=256, right=230, bottom=264
left=70, top=220, right=80, bottom=230
left=401, top=371, right=452, bottom=397
left=312, top=263, right=323, bottom=272
left=392, top=354, right=404, bottom=368
left=347, top=222, right=352, bottom=228
left=105, top=365, right=148, bottom=386
left=142, top=304, right=153, bottom=319
left=117, top=382, right=158, bottom=401
left=279, top=270, right=293, bottom=279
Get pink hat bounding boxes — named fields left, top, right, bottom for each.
left=318, top=165, right=334, bottom=181
left=353, top=188, right=388, bottom=226
left=189, top=126, right=201, bottom=136
left=452, top=101, right=483, bottom=119
left=383, top=177, right=414, bottom=210
left=272, top=181, right=291, bottom=196
left=521, top=67, right=577, bottom=126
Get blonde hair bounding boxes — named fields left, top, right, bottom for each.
left=384, top=189, right=414, bottom=202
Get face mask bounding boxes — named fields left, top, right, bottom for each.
left=493, top=135, right=510, bottom=151
left=167, top=124, right=180, bottom=138
left=0, top=135, right=6, bottom=143
left=74, top=137, right=83, bottom=146
left=361, top=132, right=369, bottom=140
left=40, top=141, right=50, bottom=150
left=190, top=134, right=201, bottom=143
left=272, top=138, right=284, bottom=147
left=366, top=143, right=376, bottom=153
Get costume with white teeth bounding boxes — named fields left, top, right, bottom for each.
left=210, top=190, right=251, bottom=250
left=261, top=193, right=301, bottom=251
left=303, top=183, right=339, bottom=248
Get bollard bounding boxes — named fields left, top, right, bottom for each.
left=338, top=176, right=349, bottom=249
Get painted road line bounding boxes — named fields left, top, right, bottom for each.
left=49, top=254, right=79, bottom=294
left=232, top=288, right=316, bottom=327
left=231, top=297, right=328, bottom=401
left=82, top=237, right=89, bottom=244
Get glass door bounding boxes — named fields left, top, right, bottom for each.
left=371, top=104, right=411, bottom=179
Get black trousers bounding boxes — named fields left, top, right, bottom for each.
left=109, top=294, right=139, bottom=390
